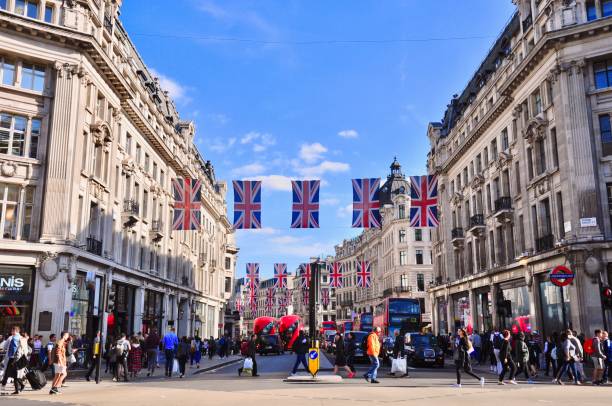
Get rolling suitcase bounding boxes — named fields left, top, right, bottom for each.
left=25, top=368, right=47, bottom=390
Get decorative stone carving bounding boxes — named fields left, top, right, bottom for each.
left=560, top=59, right=586, bottom=77
left=532, top=175, right=551, bottom=197
left=512, top=104, right=522, bottom=118
left=450, top=192, right=463, bottom=206
left=547, top=64, right=561, bottom=84
left=37, top=252, right=59, bottom=284
left=54, top=62, right=84, bottom=79
left=121, top=158, right=136, bottom=176
left=88, top=178, right=105, bottom=199
left=523, top=116, right=548, bottom=143
left=90, top=121, right=113, bottom=146
left=0, top=160, right=17, bottom=177
left=470, top=174, right=484, bottom=190
left=65, top=255, right=78, bottom=284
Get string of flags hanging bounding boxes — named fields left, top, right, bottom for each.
left=231, top=176, right=438, bottom=231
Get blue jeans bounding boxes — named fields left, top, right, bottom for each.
left=366, top=356, right=379, bottom=380
left=556, top=359, right=577, bottom=383
left=165, top=349, right=175, bottom=376
left=292, top=353, right=308, bottom=374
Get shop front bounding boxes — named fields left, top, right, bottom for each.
left=0, top=266, right=34, bottom=334
left=108, top=282, right=135, bottom=338
left=70, top=272, right=102, bottom=341
left=498, top=281, right=531, bottom=334
left=475, top=289, right=493, bottom=333
left=538, top=274, right=572, bottom=338
left=142, top=289, right=164, bottom=334
left=436, top=297, right=448, bottom=335
left=452, top=293, right=471, bottom=332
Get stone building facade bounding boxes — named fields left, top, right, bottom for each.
left=0, top=0, right=237, bottom=341
left=427, top=0, right=612, bottom=337
left=333, top=160, right=434, bottom=333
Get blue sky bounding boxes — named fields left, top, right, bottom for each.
left=121, top=0, right=515, bottom=279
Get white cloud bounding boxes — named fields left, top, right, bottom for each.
left=254, top=175, right=292, bottom=191
left=337, top=204, right=353, bottom=219
left=208, top=137, right=236, bottom=153
left=338, top=129, right=359, bottom=139
left=299, top=143, right=328, bottom=163
left=249, top=227, right=279, bottom=236
left=241, top=132, right=260, bottom=144
left=231, top=162, right=265, bottom=178
left=149, top=69, right=189, bottom=104
left=320, top=197, right=340, bottom=206
left=195, top=0, right=278, bottom=38
left=240, top=131, right=276, bottom=152
left=270, top=235, right=302, bottom=245
left=297, top=160, right=350, bottom=178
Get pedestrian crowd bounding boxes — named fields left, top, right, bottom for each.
left=0, top=325, right=239, bottom=396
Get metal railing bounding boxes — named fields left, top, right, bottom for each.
left=494, top=196, right=512, bottom=212
left=469, top=214, right=485, bottom=228
left=123, top=199, right=140, bottom=215
left=151, top=220, right=163, bottom=232
left=536, top=234, right=554, bottom=252
left=86, top=237, right=102, bottom=256
left=451, top=228, right=464, bottom=239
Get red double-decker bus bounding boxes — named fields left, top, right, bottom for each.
left=279, top=315, right=302, bottom=350
left=373, top=298, right=421, bottom=337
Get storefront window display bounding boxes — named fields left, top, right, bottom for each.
left=539, top=278, right=572, bottom=338
left=0, top=266, right=34, bottom=335
left=453, top=294, right=472, bottom=332
left=437, top=299, right=448, bottom=335
left=70, top=273, right=97, bottom=339
left=142, top=289, right=163, bottom=334
left=500, top=284, right=531, bottom=333
left=476, top=290, right=493, bottom=333
left=108, top=282, right=135, bottom=338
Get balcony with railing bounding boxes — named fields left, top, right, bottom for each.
left=493, top=196, right=513, bottom=223
left=522, top=14, right=533, bottom=31
left=86, top=237, right=102, bottom=256
left=122, top=199, right=140, bottom=227
left=468, top=214, right=486, bottom=236
left=451, top=227, right=465, bottom=249
left=103, top=14, right=113, bottom=34
left=149, top=220, right=164, bottom=242
left=536, top=234, right=555, bottom=252
left=393, top=286, right=411, bottom=294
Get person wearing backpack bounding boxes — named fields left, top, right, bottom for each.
left=591, top=329, right=607, bottom=385
left=491, top=329, right=503, bottom=374
left=113, top=333, right=131, bottom=382
left=515, top=332, right=533, bottom=383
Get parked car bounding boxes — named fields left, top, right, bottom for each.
left=405, top=333, right=444, bottom=367
left=323, top=330, right=337, bottom=352
left=257, top=334, right=283, bottom=355
left=343, top=331, right=369, bottom=362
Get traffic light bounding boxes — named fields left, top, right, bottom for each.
left=107, top=290, right=116, bottom=312
left=602, top=286, right=612, bottom=309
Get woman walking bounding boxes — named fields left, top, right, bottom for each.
left=176, top=337, right=190, bottom=378
left=515, top=332, right=534, bottom=383
left=128, top=336, right=143, bottom=379
left=498, top=330, right=517, bottom=385
left=554, top=331, right=579, bottom=385
left=333, top=333, right=354, bottom=378
left=452, top=328, right=485, bottom=388
left=345, top=332, right=356, bottom=374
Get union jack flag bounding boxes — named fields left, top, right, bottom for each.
left=249, top=289, right=257, bottom=313
left=234, top=296, right=242, bottom=314
left=321, top=288, right=330, bottom=307
left=291, top=180, right=320, bottom=228
left=266, top=289, right=275, bottom=312
left=352, top=178, right=381, bottom=228
left=172, top=178, right=202, bottom=230
left=327, top=262, right=343, bottom=288
left=274, top=263, right=288, bottom=289
left=299, top=264, right=312, bottom=289
left=409, top=175, right=439, bottom=227
left=233, top=180, right=262, bottom=229
left=302, top=292, right=309, bottom=306
left=246, top=263, right=260, bottom=292
left=284, top=289, right=292, bottom=308
left=356, top=260, right=371, bottom=288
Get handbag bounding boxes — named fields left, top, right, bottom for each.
left=15, top=355, right=29, bottom=370
left=172, top=358, right=179, bottom=373
left=391, top=357, right=406, bottom=375
left=243, top=357, right=253, bottom=370
left=68, top=354, right=77, bottom=365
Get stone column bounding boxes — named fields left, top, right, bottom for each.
left=40, top=63, right=83, bottom=242
left=556, top=60, right=603, bottom=237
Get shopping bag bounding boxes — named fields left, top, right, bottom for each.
left=173, top=359, right=179, bottom=373
left=391, top=357, right=407, bottom=375
left=243, top=357, right=253, bottom=370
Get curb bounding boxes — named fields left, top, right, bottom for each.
left=193, top=358, right=243, bottom=375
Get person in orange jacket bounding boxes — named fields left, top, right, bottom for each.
left=363, top=327, right=382, bottom=383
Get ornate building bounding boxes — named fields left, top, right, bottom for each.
left=427, top=0, right=612, bottom=337
left=0, top=1, right=237, bottom=340
left=333, top=160, right=434, bottom=331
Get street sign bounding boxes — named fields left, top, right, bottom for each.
left=308, top=348, right=319, bottom=377
left=549, top=265, right=574, bottom=287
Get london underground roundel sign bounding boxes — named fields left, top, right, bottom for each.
left=549, top=265, right=575, bottom=287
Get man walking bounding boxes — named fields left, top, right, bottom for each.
left=364, top=326, right=381, bottom=384
left=471, top=330, right=482, bottom=363
left=113, top=333, right=131, bottom=382
left=592, top=329, right=607, bottom=385
left=49, top=331, right=69, bottom=395
left=163, top=328, right=179, bottom=377
left=0, top=326, right=22, bottom=395
left=84, top=331, right=101, bottom=382
left=290, top=330, right=309, bottom=375
left=145, top=329, right=161, bottom=377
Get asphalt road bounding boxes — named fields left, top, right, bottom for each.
left=4, top=354, right=611, bottom=405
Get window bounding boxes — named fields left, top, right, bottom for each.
left=153, top=162, right=158, bottom=181
left=594, top=60, right=612, bottom=89
left=1, top=58, right=15, bottom=86
left=587, top=0, right=598, bottom=20
left=514, top=161, right=521, bottom=194
left=0, top=183, right=20, bottom=239
left=607, top=184, right=612, bottom=229
left=93, top=143, right=103, bottom=178
left=483, top=147, right=489, bottom=166
left=398, top=204, right=405, bottom=219
left=536, top=138, right=547, bottom=175
left=225, top=257, right=231, bottom=270
left=0, top=113, right=27, bottom=156
left=532, top=89, right=542, bottom=116
left=96, top=94, right=105, bottom=118
left=527, top=147, right=534, bottom=179
left=400, top=274, right=409, bottom=289
left=44, top=5, right=53, bottom=23
left=501, top=128, right=509, bottom=151
left=476, top=153, right=482, bottom=173
left=143, top=190, right=149, bottom=220
left=416, top=249, right=423, bottom=265
left=604, top=0, right=612, bottom=17
left=144, top=153, right=150, bottom=172
left=551, top=128, right=559, bottom=167
left=600, top=114, right=612, bottom=156
left=29, top=118, right=40, bottom=159
left=124, top=132, right=132, bottom=153
left=491, top=139, right=498, bottom=159
left=518, top=214, right=525, bottom=253
left=160, top=170, right=165, bottom=187
left=486, top=184, right=492, bottom=213
left=399, top=251, right=407, bottom=266
left=556, top=192, right=565, bottom=237
left=136, top=143, right=142, bottom=163
left=399, top=229, right=406, bottom=243
left=21, top=63, right=45, bottom=91
left=417, top=273, right=425, bottom=291
left=414, top=228, right=422, bottom=241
